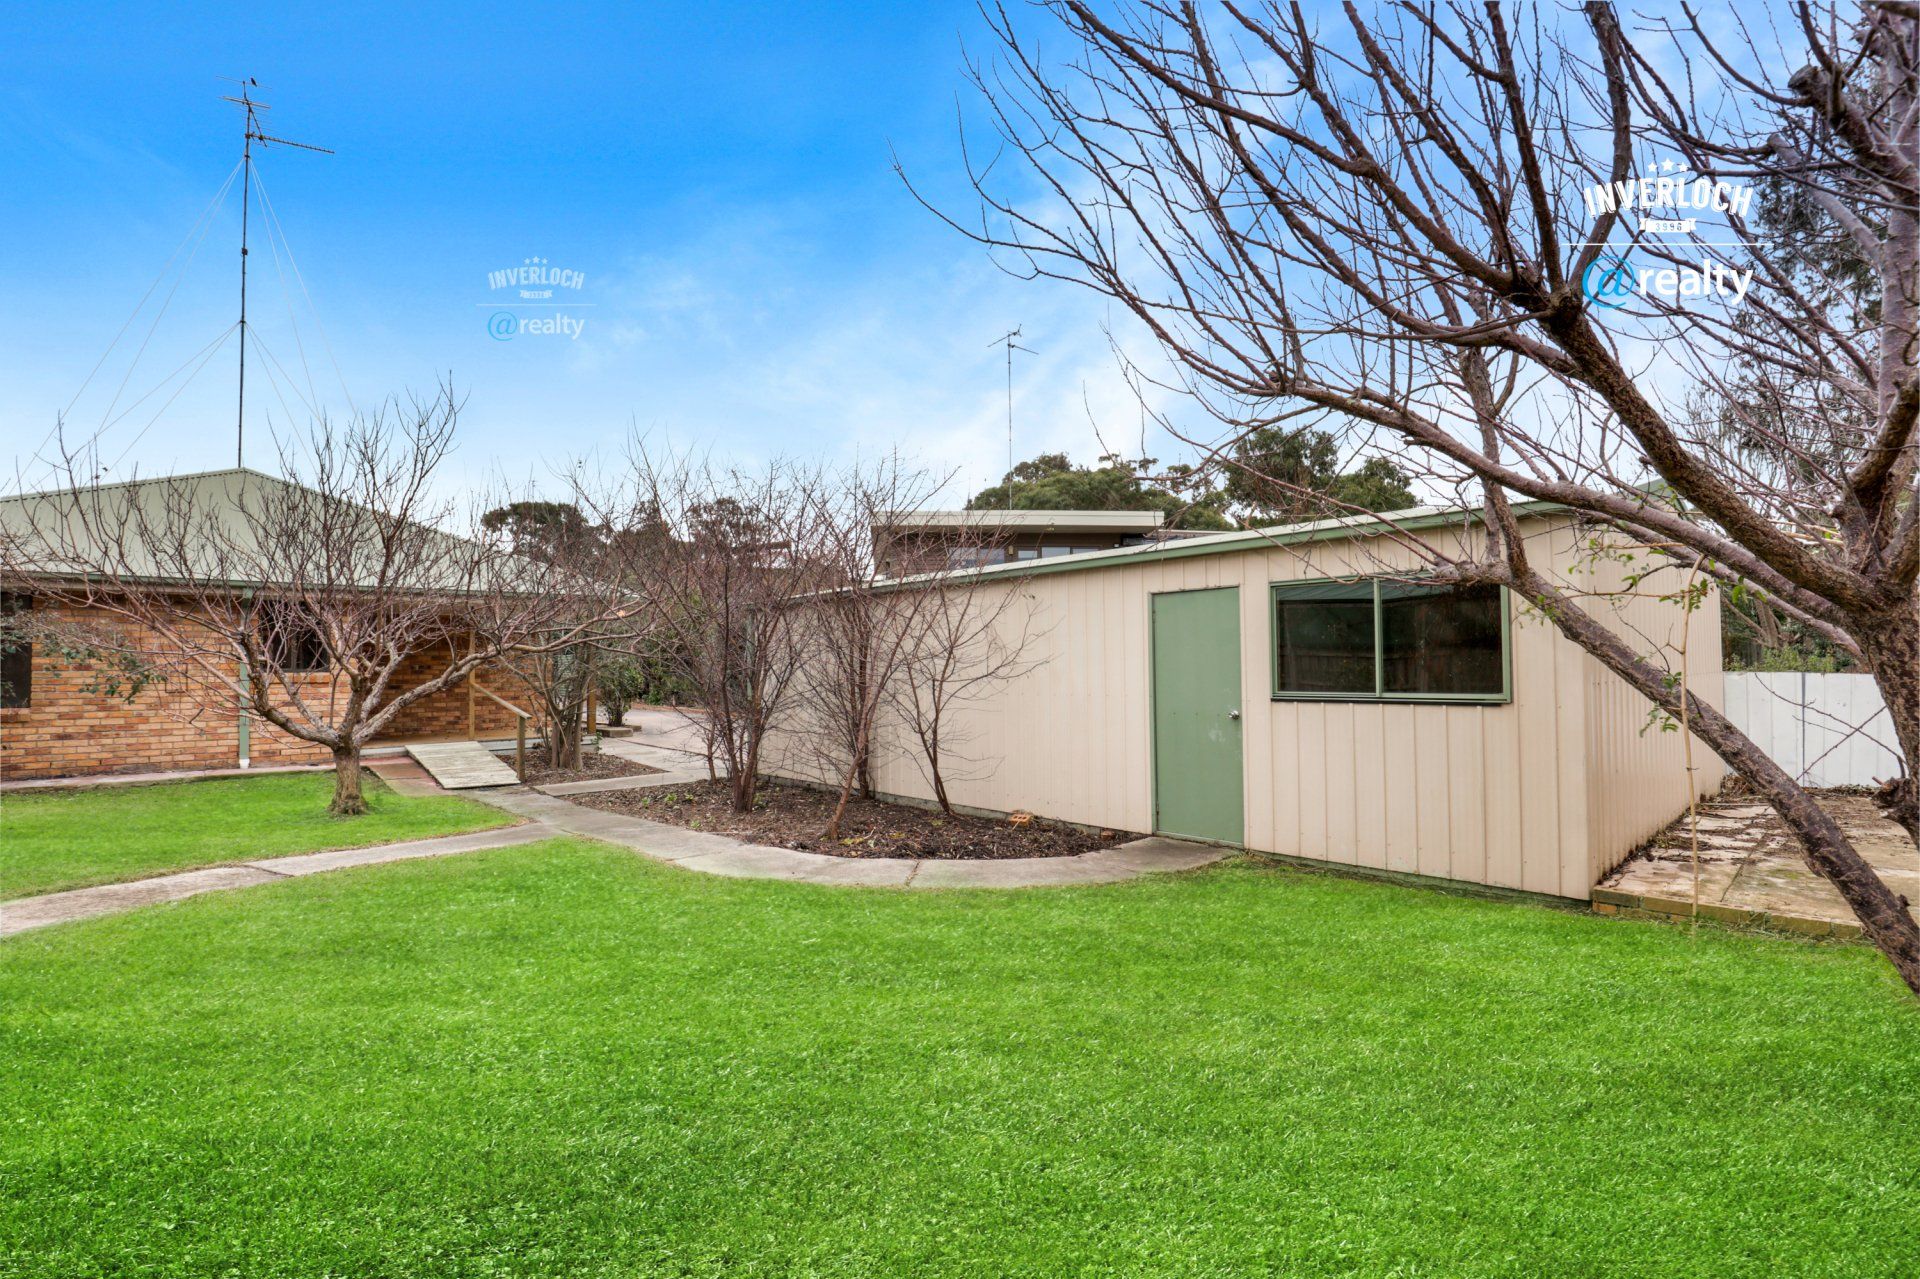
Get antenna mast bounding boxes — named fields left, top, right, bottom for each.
left=989, top=327, right=1034, bottom=511
left=222, top=79, right=332, bottom=468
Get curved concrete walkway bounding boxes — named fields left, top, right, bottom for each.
left=2, top=766, right=1228, bottom=937
left=476, top=785, right=1228, bottom=889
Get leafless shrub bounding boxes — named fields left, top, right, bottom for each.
left=887, top=570, right=1044, bottom=818
left=589, top=446, right=842, bottom=813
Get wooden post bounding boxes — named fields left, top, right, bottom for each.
left=515, top=714, right=527, bottom=782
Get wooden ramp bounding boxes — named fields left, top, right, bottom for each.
left=406, top=741, right=521, bottom=789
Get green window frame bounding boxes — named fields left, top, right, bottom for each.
left=1270, top=578, right=1512, bottom=704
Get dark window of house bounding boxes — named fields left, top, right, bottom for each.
left=1379, top=583, right=1505, bottom=697
left=947, top=546, right=1006, bottom=569
left=1272, top=579, right=1507, bottom=702
left=0, top=593, right=30, bottom=709
left=258, top=602, right=330, bottom=673
left=1273, top=581, right=1377, bottom=695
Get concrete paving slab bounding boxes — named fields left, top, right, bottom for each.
left=1598, top=790, right=1920, bottom=934
left=1, top=824, right=551, bottom=938
left=598, top=737, right=709, bottom=769
left=2, top=865, right=285, bottom=936
left=910, top=855, right=1131, bottom=889
left=1607, top=857, right=1741, bottom=904
left=601, top=707, right=710, bottom=756
left=674, top=846, right=920, bottom=886
left=1091, top=837, right=1233, bottom=873
left=247, top=824, right=549, bottom=877
left=537, top=771, right=702, bottom=797
left=475, top=788, right=755, bottom=862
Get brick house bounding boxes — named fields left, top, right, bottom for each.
left=0, top=470, right=534, bottom=783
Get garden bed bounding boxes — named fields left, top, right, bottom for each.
left=568, top=779, right=1131, bottom=858
left=519, top=746, right=663, bottom=788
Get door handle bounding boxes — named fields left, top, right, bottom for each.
left=1226, top=709, right=1241, bottom=720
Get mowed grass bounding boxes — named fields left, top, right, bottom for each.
left=0, top=771, right=514, bottom=898
left=4, top=842, right=1919, bottom=1278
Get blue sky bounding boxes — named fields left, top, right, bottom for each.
left=2, top=1, right=1193, bottom=501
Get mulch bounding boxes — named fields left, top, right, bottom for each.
left=568, top=779, right=1133, bottom=859
left=520, top=746, right=663, bottom=788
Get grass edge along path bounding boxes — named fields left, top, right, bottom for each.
left=0, top=771, right=515, bottom=899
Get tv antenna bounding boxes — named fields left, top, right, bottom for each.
left=989, top=327, right=1034, bottom=510
left=221, top=78, right=333, bottom=468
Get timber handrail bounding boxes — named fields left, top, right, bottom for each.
left=470, top=681, right=531, bottom=720
left=470, top=679, right=532, bottom=782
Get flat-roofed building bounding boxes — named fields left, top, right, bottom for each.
left=873, top=509, right=1192, bottom=576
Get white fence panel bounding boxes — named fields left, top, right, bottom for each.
left=1723, top=672, right=1904, bottom=788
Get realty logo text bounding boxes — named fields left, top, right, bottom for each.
left=1582, top=255, right=1752, bottom=309
left=1582, top=162, right=1753, bottom=230
left=488, top=257, right=586, bottom=299
left=483, top=255, right=590, bottom=341
left=1580, top=159, right=1755, bottom=309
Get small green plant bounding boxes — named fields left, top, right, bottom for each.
left=1728, top=645, right=1849, bottom=673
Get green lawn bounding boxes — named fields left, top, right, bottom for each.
left=3, top=843, right=1918, bottom=1277
left=0, top=771, right=514, bottom=898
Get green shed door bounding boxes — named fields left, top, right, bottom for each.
left=1150, top=587, right=1245, bottom=845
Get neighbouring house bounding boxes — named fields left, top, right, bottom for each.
left=776, top=500, right=1725, bottom=902
left=873, top=509, right=1198, bottom=575
left=0, top=469, right=532, bottom=783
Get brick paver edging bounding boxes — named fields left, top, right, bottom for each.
left=1590, top=886, right=1865, bottom=939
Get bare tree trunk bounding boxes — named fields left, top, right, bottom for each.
left=732, top=730, right=761, bottom=812
left=824, top=722, right=872, bottom=839
left=329, top=744, right=368, bottom=816
left=1861, top=619, right=1920, bottom=841
left=548, top=711, right=585, bottom=772
left=927, top=730, right=954, bottom=817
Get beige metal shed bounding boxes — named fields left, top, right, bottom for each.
left=768, top=503, right=1723, bottom=900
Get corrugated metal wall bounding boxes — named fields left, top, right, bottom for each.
left=1566, top=535, right=1728, bottom=885
left=767, top=515, right=1724, bottom=899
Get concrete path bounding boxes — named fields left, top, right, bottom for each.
left=602, top=706, right=710, bottom=756
left=0, top=824, right=552, bottom=938
left=539, top=737, right=711, bottom=796
left=3, top=733, right=1228, bottom=936
left=406, top=741, right=522, bottom=789
left=472, top=785, right=1228, bottom=889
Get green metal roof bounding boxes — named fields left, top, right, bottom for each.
left=0, top=467, right=500, bottom=593
left=870, top=498, right=1571, bottom=591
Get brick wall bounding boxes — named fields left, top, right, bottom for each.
left=0, top=598, right=530, bottom=783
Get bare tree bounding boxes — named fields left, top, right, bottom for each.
left=889, top=569, right=1044, bottom=817
left=479, top=495, right=642, bottom=771
left=938, top=2, right=1920, bottom=990
left=600, top=447, right=839, bottom=813
left=789, top=459, right=952, bottom=839
left=1, top=391, right=596, bottom=814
